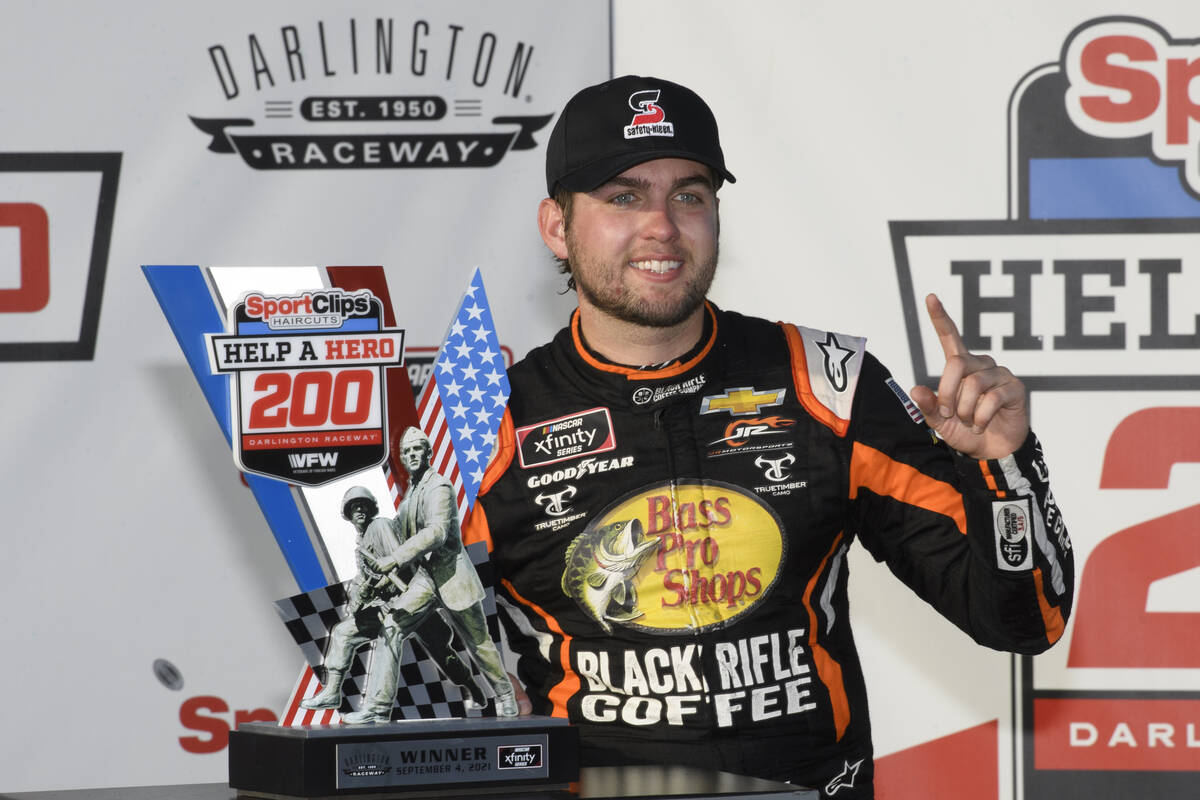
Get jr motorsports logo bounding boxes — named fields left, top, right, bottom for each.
left=206, top=288, right=404, bottom=485
left=891, top=16, right=1200, bottom=798
left=191, top=15, right=550, bottom=170
left=0, top=153, right=120, bottom=361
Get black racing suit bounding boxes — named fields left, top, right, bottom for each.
left=464, top=304, right=1074, bottom=798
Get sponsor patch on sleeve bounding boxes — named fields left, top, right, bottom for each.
left=994, top=497, right=1035, bottom=571
left=885, top=377, right=925, bottom=424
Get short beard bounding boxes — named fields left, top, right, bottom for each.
left=566, top=233, right=719, bottom=329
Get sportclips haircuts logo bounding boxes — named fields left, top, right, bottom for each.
left=892, top=16, right=1200, bottom=798
left=206, top=288, right=404, bottom=485
left=191, top=16, right=551, bottom=170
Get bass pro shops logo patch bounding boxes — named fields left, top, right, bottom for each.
left=562, top=480, right=786, bottom=634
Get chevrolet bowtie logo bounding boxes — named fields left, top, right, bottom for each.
left=700, top=387, right=787, bottom=416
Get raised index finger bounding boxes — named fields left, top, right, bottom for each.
left=925, top=293, right=968, bottom=358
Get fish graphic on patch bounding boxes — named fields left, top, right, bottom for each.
left=562, top=518, right=659, bottom=633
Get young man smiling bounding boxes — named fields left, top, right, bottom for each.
left=464, top=75, right=1074, bottom=799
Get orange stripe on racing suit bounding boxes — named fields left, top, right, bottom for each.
left=500, top=578, right=578, bottom=719
left=460, top=410, right=516, bottom=551
left=977, top=457, right=1004, bottom=497
left=803, top=533, right=852, bottom=740
left=1034, top=567, right=1066, bottom=644
left=849, top=441, right=968, bottom=534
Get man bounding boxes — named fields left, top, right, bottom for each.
left=353, top=427, right=520, bottom=720
left=300, top=486, right=485, bottom=722
left=463, top=75, right=1073, bottom=798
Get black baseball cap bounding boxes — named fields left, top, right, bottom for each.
left=545, top=74, right=736, bottom=196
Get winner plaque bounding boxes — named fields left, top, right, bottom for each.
left=229, top=717, right=578, bottom=798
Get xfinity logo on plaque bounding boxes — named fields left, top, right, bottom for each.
left=191, top=14, right=550, bottom=170
left=497, top=744, right=543, bottom=770
left=892, top=15, right=1200, bottom=798
left=206, top=288, right=404, bottom=485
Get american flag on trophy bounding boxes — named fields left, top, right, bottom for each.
left=403, top=267, right=510, bottom=518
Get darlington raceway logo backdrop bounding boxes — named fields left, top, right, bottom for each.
left=891, top=16, right=1200, bottom=798
left=191, top=13, right=550, bottom=170
left=206, top=288, right=404, bottom=486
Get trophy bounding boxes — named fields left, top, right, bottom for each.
left=145, top=265, right=578, bottom=797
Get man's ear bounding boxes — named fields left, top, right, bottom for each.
left=537, top=197, right=569, bottom=260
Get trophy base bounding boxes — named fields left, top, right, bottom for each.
left=229, top=716, right=578, bottom=799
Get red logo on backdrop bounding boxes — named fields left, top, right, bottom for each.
left=1035, top=698, right=1200, bottom=771
left=1064, top=18, right=1200, bottom=196
left=0, top=153, right=120, bottom=361
left=179, top=695, right=276, bottom=754
left=0, top=203, right=49, bottom=312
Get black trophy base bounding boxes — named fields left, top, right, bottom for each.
left=229, top=716, right=579, bottom=799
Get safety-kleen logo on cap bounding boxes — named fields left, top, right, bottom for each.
left=625, top=89, right=675, bottom=139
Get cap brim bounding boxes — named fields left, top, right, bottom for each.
left=555, top=150, right=736, bottom=194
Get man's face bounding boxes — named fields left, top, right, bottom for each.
left=347, top=500, right=372, bottom=530
left=547, top=158, right=719, bottom=329
left=402, top=440, right=431, bottom=474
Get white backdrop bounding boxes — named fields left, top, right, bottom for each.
left=2, top=1, right=1198, bottom=796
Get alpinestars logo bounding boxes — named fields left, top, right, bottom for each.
left=816, top=332, right=856, bottom=392
left=825, top=759, right=863, bottom=795
left=625, top=89, right=674, bottom=139
left=191, top=15, right=551, bottom=170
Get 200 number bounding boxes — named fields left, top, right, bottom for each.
left=247, top=369, right=374, bottom=429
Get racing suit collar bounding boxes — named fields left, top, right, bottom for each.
left=569, top=301, right=718, bottom=380
left=557, top=301, right=720, bottom=412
